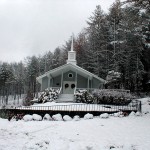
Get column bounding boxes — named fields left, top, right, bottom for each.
left=87, top=76, right=89, bottom=92
left=61, top=71, right=63, bottom=88
left=48, top=76, right=50, bottom=90
left=40, top=79, right=43, bottom=91
left=75, top=70, right=77, bottom=88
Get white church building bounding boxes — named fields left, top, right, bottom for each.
left=36, top=36, right=105, bottom=95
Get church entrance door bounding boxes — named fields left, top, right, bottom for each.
left=63, top=81, right=75, bottom=94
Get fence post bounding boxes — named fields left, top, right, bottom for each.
left=139, top=101, right=142, bottom=113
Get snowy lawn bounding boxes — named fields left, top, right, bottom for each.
left=0, top=97, right=150, bottom=150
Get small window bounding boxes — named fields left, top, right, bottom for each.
left=56, top=83, right=60, bottom=86
left=68, top=73, right=73, bottom=78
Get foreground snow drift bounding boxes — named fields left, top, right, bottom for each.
left=0, top=97, right=150, bottom=150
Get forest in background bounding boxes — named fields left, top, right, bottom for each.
left=0, top=0, right=150, bottom=99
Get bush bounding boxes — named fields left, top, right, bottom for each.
left=23, top=115, right=33, bottom=121
left=75, top=90, right=96, bottom=104
left=92, top=89, right=133, bottom=105
left=100, top=113, right=109, bottom=118
left=84, top=113, right=94, bottom=119
left=63, top=115, right=72, bottom=121
left=75, top=89, right=133, bottom=105
left=38, top=88, right=60, bottom=103
left=52, top=114, right=63, bottom=121
left=43, top=114, right=52, bottom=121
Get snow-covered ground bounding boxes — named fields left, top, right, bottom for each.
left=0, top=97, right=150, bottom=150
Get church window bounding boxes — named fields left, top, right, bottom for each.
left=68, top=73, right=73, bottom=78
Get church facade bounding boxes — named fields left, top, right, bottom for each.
left=36, top=37, right=105, bottom=94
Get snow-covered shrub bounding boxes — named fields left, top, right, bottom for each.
left=32, top=114, right=42, bottom=121
left=84, top=113, right=94, bottom=119
left=63, top=115, right=72, bottom=121
left=100, top=113, right=109, bottom=119
left=113, top=112, right=120, bottom=117
left=143, top=111, right=149, bottom=115
left=92, top=89, right=133, bottom=105
left=52, top=114, right=63, bottom=121
left=73, top=115, right=80, bottom=121
left=113, top=111, right=123, bottom=117
left=75, top=90, right=96, bottom=103
left=37, top=88, right=61, bottom=104
left=75, top=89, right=133, bottom=105
left=129, top=111, right=135, bottom=117
left=135, top=111, right=142, bottom=116
left=43, top=114, right=52, bottom=121
left=23, top=115, right=33, bottom=121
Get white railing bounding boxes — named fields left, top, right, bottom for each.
left=12, top=100, right=141, bottom=112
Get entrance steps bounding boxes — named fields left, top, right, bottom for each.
left=57, top=94, right=75, bottom=103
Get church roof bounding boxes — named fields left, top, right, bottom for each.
left=36, top=63, right=105, bottom=83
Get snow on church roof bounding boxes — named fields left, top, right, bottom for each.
left=36, top=63, right=105, bottom=83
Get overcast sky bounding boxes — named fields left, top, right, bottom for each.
left=0, top=0, right=117, bottom=63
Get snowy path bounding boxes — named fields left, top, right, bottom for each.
left=0, top=97, right=150, bottom=150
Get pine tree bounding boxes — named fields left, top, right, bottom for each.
left=86, top=5, right=110, bottom=78
left=122, top=6, right=145, bottom=91
left=75, top=31, right=91, bottom=70
left=107, top=0, right=125, bottom=71
left=26, top=56, right=39, bottom=96
left=0, top=63, right=14, bottom=104
left=124, top=0, right=150, bottom=12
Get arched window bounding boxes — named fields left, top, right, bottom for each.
left=68, top=73, right=73, bottom=78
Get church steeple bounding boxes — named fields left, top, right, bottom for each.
left=71, top=34, right=74, bottom=52
left=67, top=34, right=77, bottom=65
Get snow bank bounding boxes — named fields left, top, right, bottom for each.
left=135, top=111, right=141, bottom=116
left=73, top=115, right=80, bottom=121
left=129, top=111, right=135, bottom=117
left=63, top=115, right=72, bottom=121
left=84, top=113, right=93, bottom=119
left=52, top=114, right=63, bottom=121
left=23, top=115, right=33, bottom=121
left=43, top=114, right=52, bottom=121
left=32, top=114, right=42, bottom=121
left=113, top=111, right=123, bottom=117
left=100, top=113, right=109, bottom=119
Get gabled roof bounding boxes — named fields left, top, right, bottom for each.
left=36, top=63, right=105, bottom=83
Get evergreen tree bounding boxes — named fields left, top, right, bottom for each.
left=0, top=63, right=14, bottom=104
left=26, top=56, right=39, bottom=96
left=86, top=5, right=110, bottom=77
left=124, top=0, right=150, bottom=12
left=52, top=47, right=63, bottom=69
